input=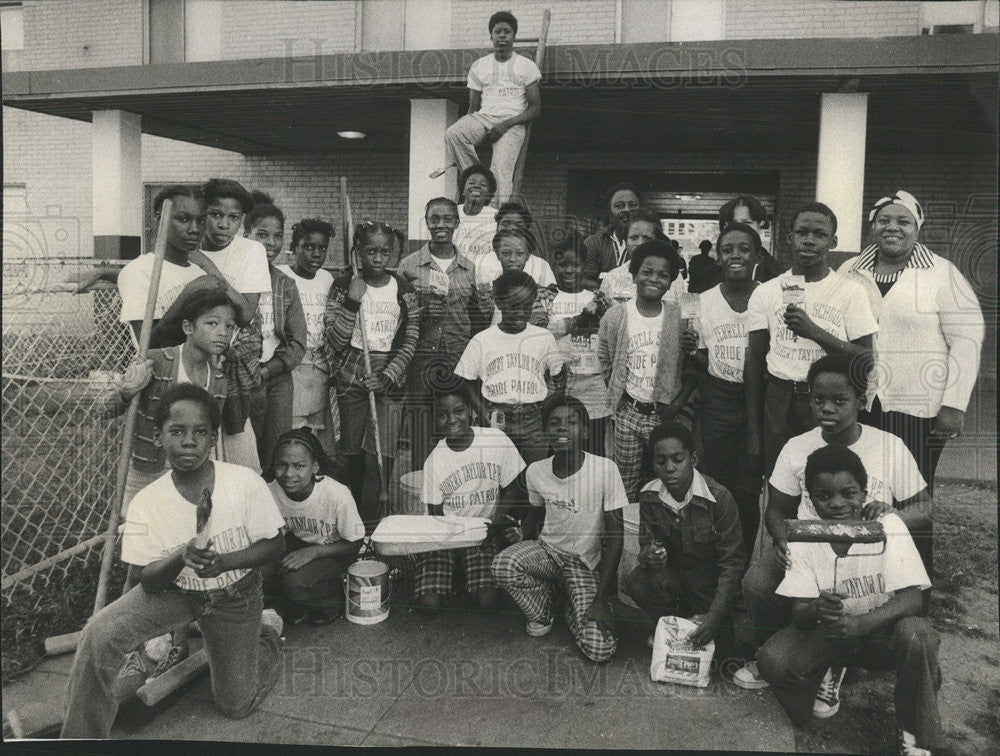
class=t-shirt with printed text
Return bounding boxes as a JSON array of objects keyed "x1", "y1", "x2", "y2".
[
  {"x1": 746, "y1": 270, "x2": 878, "y2": 382},
  {"x1": 468, "y1": 52, "x2": 542, "y2": 119},
  {"x1": 527, "y1": 453, "x2": 629, "y2": 570},
  {"x1": 454, "y1": 324, "x2": 563, "y2": 405},
  {"x1": 624, "y1": 300, "x2": 663, "y2": 403},
  {"x1": 422, "y1": 426, "x2": 526, "y2": 519},
  {"x1": 122, "y1": 461, "x2": 285, "y2": 592},
  {"x1": 278, "y1": 265, "x2": 334, "y2": 350},
  {"x1": 350, "y1": 277, "x2": 401, "y2": 353},
  {"x1": 548, "y1": 289, "x2": 609, "y2": 419},
  {"x1": 696, "y1": 285, "x2": 752, "y2": 383},
  {"x1": 777, "y1": 512, "x2": 930, "y2": 615},
  {"x1": 267, "y1": 476, "x2": 365, "y2": 545},
  {"x1": 770, "y1": 424, "x2": 927, "y2": 520}
]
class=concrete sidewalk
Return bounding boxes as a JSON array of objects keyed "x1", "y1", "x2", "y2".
[{"x1": 3, "y1": 602, "x2": 794, "y2": 749}]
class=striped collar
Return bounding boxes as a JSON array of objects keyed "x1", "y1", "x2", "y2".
[{"x1": 854, "y1": 242, "x2": 935, "y2": 278}]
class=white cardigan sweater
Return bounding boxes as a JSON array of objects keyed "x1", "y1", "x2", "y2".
[{"x1": 845, "y1": 245, "x2": 984, "y2": 418}]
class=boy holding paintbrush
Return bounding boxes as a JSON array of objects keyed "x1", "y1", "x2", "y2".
[
  {"x1": 757, "y1": 445, "x2": 942, "y2": 755},
  {"x1": 61, "y1": 384, "x2": 286, "y2": 739}
]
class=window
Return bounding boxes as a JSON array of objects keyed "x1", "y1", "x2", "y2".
[
  {"x1": 919, "y1": 0, "x2": 996, "y2": 34},
  {"x1": 1, "y1": 2, "x2": 24, "y2": 51},
  {"x1": 147, "y1": 0, "x2": 221, "y2": 64},
  {"x1": 620, "y1": 0, "x2": 724, "y2": 43},
  {"x1": 148, "y1": 0, "x2": 185, "y2": 64}
]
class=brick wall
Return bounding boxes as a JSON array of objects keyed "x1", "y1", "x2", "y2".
[
  {"x1": 23, "y1": 0, "x2": 143, "y2": 70},
  {"x1": 724, "y1": 0, "x2": 921, "y2": 39},
  {"x1": 219, "y1": 1, "x2": 358, "y2": 60},
  {"x1": 450, "y1": 0, "x2": 617, "y2": 48}
]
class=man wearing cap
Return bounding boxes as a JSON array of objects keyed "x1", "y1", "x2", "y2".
[{"x1": 445, "y1": 11, "x2": 542, "y2": 205}]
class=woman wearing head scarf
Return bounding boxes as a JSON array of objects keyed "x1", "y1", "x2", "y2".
[{"x1": 845, "y1": 190, "x2": 985, "y2": 571}]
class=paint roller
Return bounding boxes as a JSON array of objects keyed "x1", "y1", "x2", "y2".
[{"x1": 785, "y1": 519, "x2": 886, "y2": 591}]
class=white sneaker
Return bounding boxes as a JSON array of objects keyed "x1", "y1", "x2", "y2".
[
  {"x1": 897, "y1": 728, "x2": 932, "y2": 755},
  {"x1": 526, "y1": 619, "x2": 553, "y2": 637},
  {"x1": 261, "y1": 608, "x2": 284, "y2": 638},
  {"x1": 733, "y1": 660, "x2": 770, "y2": 690},
  {"x1": 813, "y1": 665, "x2": 847, "y2": 718}
]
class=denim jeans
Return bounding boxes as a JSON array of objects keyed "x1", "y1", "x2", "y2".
[
  {"x1": 61, "y1": 570, "x2": 280, "y2": 738},
  {"x1": 757, "y1": 617, "x2": 943, "y2": 750}
]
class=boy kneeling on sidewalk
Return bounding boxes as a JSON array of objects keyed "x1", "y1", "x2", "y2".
[
  {"x1": 61, "y1": 384, "x2": 286, "y2": 739},
  {"x1": 757, "y1": 445, "x2": 942, "y2": 756},
  {"x1": 627, "y1": 422, "x2": 745, "y2": 669}
]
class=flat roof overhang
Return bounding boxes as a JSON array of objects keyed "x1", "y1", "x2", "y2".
[{"x1": 3, "y1": 34, "x2": 997, "y2": 155}]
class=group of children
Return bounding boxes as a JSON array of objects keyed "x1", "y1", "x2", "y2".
[{"x1": 61, "y1": 176, "x2": 944, "y2": 754}]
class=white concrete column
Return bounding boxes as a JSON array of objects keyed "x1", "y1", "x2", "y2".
[
  {"x1": 816, "y1": 93, "x2": 868, "y2": 252},
  {"x1": 92, "y1": 110, "x2": 142, "y2": 259},
  {"x1": 408, "y1": 98, "x2": 458, "y2": 243}
]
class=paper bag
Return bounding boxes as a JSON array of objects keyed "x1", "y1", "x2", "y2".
[{"x1": 650, "y1": 615, "x2": 715, "y2": 688}]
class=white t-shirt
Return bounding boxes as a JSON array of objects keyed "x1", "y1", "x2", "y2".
[
  {"x1": 600, "y1": 262, "x2": 684, "y2": 306},
  {"x1": 118, "y1": 255, "x2": 206, "y2": 324},
  {"x1": 624, "y1": 300, "x2": 663, "y2": 403},
  {"x1": 267, "y1": 476, "x2": 364, "y2": 545},
  {"x1": 476, "y1": 254, "x2": 556, "y2": 288},
  {"x1": 548, "y1": 289, "x2": 609, "y2": 419},
  {"x1": 455, "y1": 324, "x2": 563, "y2": 405},
  {"x1": 770, "y1": 425, "x2": 927, "y2": 520},
  {"x1": 550, "y1": 289, "x2": 600, "y2": 375},
  {"x1": 453, "y1": 207, "x2": 497, "y2": 264},
  {"x1": 122, "y1": 461, "x2": 285, "y2": 592},
  {"x1": 258, "y1": 289, "x2": 277, "y2": 363},
  {"x1": 278, "y1": 265, "x2": 334, "y2": 351},
  {"x1": 199, "y1": 235, "x2": 271, "y2": 295},
  {"x1": 697, "y1": 285, "x2": 752, "y2": 383},
  {"x1": 746, "y1": 270, "x2": 878, "y2": 382},
  {"x1": 468, "y1": 52, "x2": 541, "y2": 119},
  {"x1": 777, "y1": 512, "x2": 930, "y2": 616},
  {"x1": 350, "y1": 277, "x2": 400, "y2": 353},
  {"x1": 422, "y1": 427, "x2": 526, "y2": 519},
  {"x1": 527, "y1": 453, "x2": 629, "y2": 570}
]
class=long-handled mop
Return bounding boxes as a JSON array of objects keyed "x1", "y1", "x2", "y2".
[{"x1": 340, "y1": 178, "x2": 390, "y2": 524}]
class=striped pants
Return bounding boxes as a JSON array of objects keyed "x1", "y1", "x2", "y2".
[
  {"x1": 492, "y1": 540, "x2": 617, "y2": 663},
  {"x1": 614, "y1": 402, "x2": 660, "y2": 502}
]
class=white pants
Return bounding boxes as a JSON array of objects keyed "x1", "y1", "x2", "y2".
[{"x1": 445, "y1": 111, "x2": 526, "y2": 204}]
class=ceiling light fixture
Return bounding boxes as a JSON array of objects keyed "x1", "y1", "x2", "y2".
[{"x1": 337, "y1": 131, "x2": 367, "y2": 139}]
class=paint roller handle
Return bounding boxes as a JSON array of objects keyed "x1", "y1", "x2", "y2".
[{"x1": 785, "y1": 519, "x2": 886, "y2": 544}]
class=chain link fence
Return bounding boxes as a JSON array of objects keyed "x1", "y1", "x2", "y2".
[{"x1": 2, "y1": 260, "x2": 134, "y2": 636}]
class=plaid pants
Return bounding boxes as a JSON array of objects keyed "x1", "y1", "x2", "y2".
[
  {"x1": 614, "y1": 402, "x2": 660, "y2": 502},
  {"x1": 414, "y1": 542, "x2": 499, "y2": 598},
  {"x1": 492, "y1": 540, "x2": 617, "y2": 662}
]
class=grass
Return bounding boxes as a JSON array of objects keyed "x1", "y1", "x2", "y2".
[{"x1": 2, "y1": 552, "x2": 126, "y2": 684}]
